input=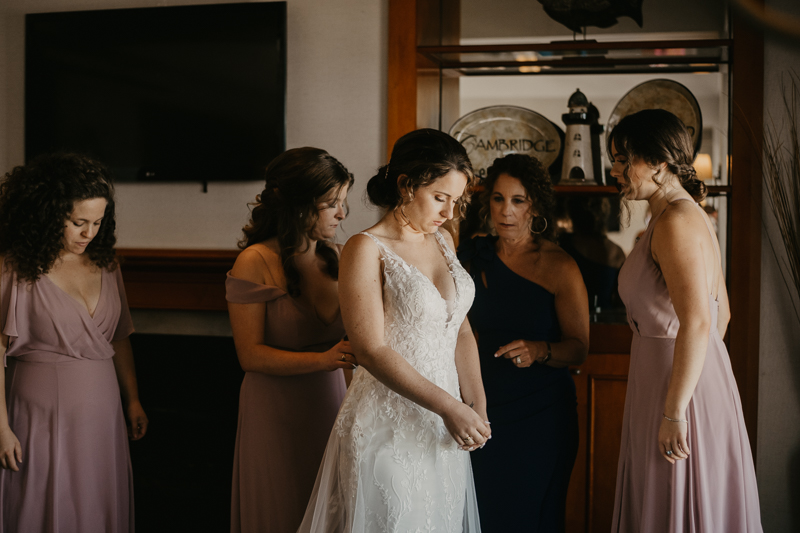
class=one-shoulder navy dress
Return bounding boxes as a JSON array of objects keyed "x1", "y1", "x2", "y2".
[{"x1": 459, "y1": 235, "x2": 579, "y2": 533}]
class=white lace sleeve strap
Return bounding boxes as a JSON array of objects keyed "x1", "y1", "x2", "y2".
[
  {"x1": 433, "y1": 229, "x2": 457, "y2": 260},
  {"x1": 359, "y1": 231, "x2": 387, "y2": 259}
]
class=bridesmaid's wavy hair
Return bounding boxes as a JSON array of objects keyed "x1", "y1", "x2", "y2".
[
  {"x1": 240, "y1": 147, "x2": 354, "y2": 297},
  {"x1": 607, "y1": 109, "x2": 707, "y2": 211},
  {"x1": 0, "y1": 153, "x2": 118, "y2": 282},
  {"x1": 366, "y1": 128, "x2": 475, "y2": 219},
  {"x1": 479, "y1": 154, "x2": 557, "y2": 243}
]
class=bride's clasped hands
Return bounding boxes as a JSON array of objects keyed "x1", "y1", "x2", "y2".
[{"x1": 439, "y1": 396, "x2": 491, "y2": 451}]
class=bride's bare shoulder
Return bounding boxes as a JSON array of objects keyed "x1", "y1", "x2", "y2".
[{"x1": 341, "y1": 233, "x2": 381, "y2": 263}]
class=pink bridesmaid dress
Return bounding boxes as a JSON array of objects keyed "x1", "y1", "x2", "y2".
[
  {"x1": 0, "y1": 262, "x2": 135, "y2": 532},
  {"x1": 612, "y1": 200, "x2": 762, "y2": 532},
  {"x1": 226, "y1": 272, "x2": 346, "y2": 533}
]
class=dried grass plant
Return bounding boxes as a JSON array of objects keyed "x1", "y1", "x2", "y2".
[{"x1": 763, "y1": 71, "x2": 800, "y2": 324}]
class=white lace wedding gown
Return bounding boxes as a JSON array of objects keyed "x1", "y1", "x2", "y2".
[{"x1": 298, "y1": 231, "x2": 481, "y2": 533}]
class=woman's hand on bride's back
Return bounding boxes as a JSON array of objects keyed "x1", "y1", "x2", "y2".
[
  {"x1": 321, "y1": 340, "x2": 357, "y2": 372},
  {"x1": 441, "y1": 400, "x2": 491, "y2": 451}
]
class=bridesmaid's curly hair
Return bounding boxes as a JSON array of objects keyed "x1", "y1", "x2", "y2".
[
  {"x1": 0, "y1": 153, "x2": 118, "y2": 281},
  {"x1": 240, "y1": 147, "x2": 354, "y2": 297},
  {"x1": 479, "y1": 154, "x2": 557, "y2": 243}
]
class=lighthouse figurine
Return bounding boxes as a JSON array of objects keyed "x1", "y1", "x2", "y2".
[{"x1": 561, "y1": 89, "x2": 595, "y2": 185}]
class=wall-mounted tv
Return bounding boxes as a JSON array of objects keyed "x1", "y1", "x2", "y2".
[{"x1": 26, "y1": 2, "x2": 286, "y2": 183}]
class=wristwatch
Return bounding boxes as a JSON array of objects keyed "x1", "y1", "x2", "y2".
[{"x1": 539, "y1": 342, "x2": 552, "y2": 364}]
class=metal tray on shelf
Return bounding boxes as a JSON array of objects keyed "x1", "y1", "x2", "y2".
[
  {"x1": 607, "y1": 79, "x2": 703, "y2": 156},
  {"x1": 449, "y1": 105, "x2": 564, "y2": 179}
]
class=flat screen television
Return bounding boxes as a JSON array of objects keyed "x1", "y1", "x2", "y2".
[{"x1": 25, "y1": 2, "x2": 286, "y2": 183}]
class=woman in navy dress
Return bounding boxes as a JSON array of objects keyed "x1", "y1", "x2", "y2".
[{"x1": 459, "y1": 154, "x2": 589, "y2": 532}]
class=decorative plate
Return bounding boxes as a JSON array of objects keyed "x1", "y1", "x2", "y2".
[
  {"x1": 607, "y1": 79, "x2": 703, "y2": 156},
  {"x1": 449, "y1": 105, "x2": 563, "y2": 180}
]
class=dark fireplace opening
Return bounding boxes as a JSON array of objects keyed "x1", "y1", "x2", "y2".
[{"x1": 128, "y1": 333, "x2": 244, "y2": 532}]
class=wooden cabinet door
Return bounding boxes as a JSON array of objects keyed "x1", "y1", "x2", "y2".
[{"x1": 566, "y1": 324, "x2": 632, "y2": 533}]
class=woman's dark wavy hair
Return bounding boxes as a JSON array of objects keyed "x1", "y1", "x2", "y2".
[
  {"x1": 366, "y1": 128, "x2": 475, "y2": 218},
  {"x1": 607, "y1": 108, "x2": 707, "y2": 205},
  {"x1": 240, "y1": 147, "x2": 354, "y2": 297},
  {"x1": 479, "y1": 153, "x2": 557, "y2": 243},
  {"x1": 0, "y1": 152, "x2": 117, "y2": 281}
]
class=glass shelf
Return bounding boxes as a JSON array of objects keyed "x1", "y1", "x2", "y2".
[
  {"x1": 553, "y1": 185, "x2": 731, "y2": 195},
  {"x1": 471, "y1": 185, "x2": 730, "y2": 196},
  {"x1": 418, "y1": 39, "x2": 731, "y2": 76}
]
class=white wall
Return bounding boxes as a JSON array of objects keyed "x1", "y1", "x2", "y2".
[
  {"x1": 0, "y1": 0, "x2": 386, "y2": 250},
  {"x1": 759, "y1": 1, "x2": 800, "y2": 530}
]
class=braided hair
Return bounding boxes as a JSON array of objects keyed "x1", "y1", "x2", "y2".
[
  {"x1": 607, "y1": 109, "x2": 707, "y2": 202},
  {"x1": 240, "y1": 147, "x2": 354, "y2": 297}
]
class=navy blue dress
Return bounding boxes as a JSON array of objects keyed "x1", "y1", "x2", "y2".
[{"x1": 458, "y1": 235, "x2": 579, "y2": 533}]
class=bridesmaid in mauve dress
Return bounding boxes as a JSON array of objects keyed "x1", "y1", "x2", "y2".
[
  {"x1": 609, "y1": 110, "x2": 762, "y2": 532},
  {"x1": 227, "y1": 147, "x2": 355, "y2": 533},
  {"x1": 0, "y1": 153, "x2": 147, "y2": 533}
]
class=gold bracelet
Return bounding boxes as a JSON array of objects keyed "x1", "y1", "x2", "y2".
[{"x1": 663, "y1": 414, "x2": 688, "y2": 423}]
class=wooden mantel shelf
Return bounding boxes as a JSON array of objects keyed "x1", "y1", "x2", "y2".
[{"x1": 117, "y1": 248, "x2": 240, "y2": 311}]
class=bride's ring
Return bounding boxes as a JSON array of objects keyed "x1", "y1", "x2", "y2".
[
  {"x1": 463, "y1": 436, "x2": 474, "y2": 443},
  {"x1": 340, "y1": 354, "x2": 346, "y2": 361},
  {"x1": 515, "y1": 356, "x2": 522, "y2": 364}
]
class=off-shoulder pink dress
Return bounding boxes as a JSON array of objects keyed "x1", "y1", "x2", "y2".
[
  {"x1": 612, "y1": 201, "x2": 762, "y2": 532},
  {"x1": 0, "y1": 262, "x2": 135, "y2": 533},
  {"x1": 226, "y1": 272, "x2": 346, "y2": 533}
]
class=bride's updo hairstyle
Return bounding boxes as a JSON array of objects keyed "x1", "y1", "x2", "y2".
[
  {"x1": 366, "y1": 128, "x2": 474, "y2": 216},
  {"x1": 240, "y1": 147, "x2": 354, "y2": 297},
  {"x1": 607, "y1": 108, "x2": 707, "y2": 202}
]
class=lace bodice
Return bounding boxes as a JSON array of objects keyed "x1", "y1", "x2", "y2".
[
  {"x1": 360, "y1": 230, "x2": 474, "y2": 391},
  {"x1": 299, "y1": 230, "x2": 481, "y2": 532}
]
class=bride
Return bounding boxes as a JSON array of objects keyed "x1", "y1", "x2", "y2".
[{"x1": 298, "y1": 129, "x2": 490, "y2": 532}]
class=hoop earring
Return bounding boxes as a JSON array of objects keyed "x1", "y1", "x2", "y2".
[{"x1": 529, "y1": 215, "x2": 547, "y2": 235}]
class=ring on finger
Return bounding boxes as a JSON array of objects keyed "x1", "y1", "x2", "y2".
[
  {"x1": 340, "y1": 354, "x2": 346, "y2": 361},
  {"x1": 515, "y1": 356, "x2": 522, "y2": 364},
  {"x1": 666, "y1": 450, "x2": 673, "y2": 456}
]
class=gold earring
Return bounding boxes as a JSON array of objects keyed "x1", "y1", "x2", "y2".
[{"x1": 529, "y1": 215, "x2": 548, "y2": 235}]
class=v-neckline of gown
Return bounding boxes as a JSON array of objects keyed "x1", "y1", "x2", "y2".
[
  {"x1": 364, "y1": 231, "x2": 459, "y2": 321},
  {"x1": 43, "y1": 269, "x2": 105, "y2": 320}
]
